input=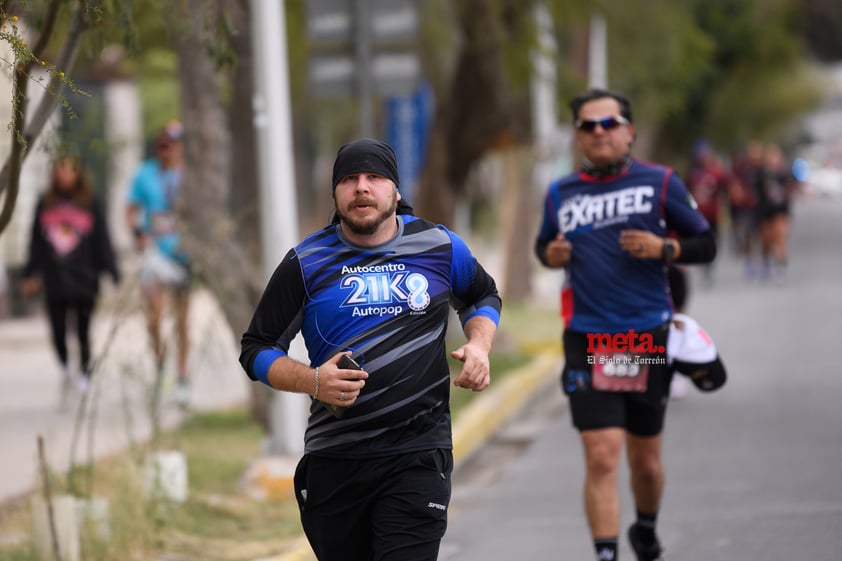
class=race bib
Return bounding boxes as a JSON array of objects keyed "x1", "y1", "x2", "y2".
[
  {"x1": 151, "y1": 212, "x2": 177, "y2": 236},
  {"x1": 591, "y1": 352, "x2": 649, "y2": 393}
]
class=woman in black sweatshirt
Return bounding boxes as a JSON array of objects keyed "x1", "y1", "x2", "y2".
[{"x1": 22, "y1": 156, "x2": 120, "y2": 395}]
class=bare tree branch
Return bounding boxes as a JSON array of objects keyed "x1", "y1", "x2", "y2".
[
  {"x1": 0, "y1": 62, "x2": 28, "y2": 236},
  {"x1": 0, "y1": 1, "x2": 89, "y2": 235}
]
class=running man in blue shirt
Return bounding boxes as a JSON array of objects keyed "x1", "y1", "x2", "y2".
[
  {"x1": 535, "y1": 89, "x2": 716, "y2": 561},
  {"x1": 127, "y1": 121, "x2": 192, "y2": 408},
  {"x1": 240, "y1": 138, "x2": 501, "y2": 561}
]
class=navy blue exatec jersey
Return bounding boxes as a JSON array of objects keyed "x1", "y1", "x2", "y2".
[
  {"x1": 240, "y1": 215, "x2": 501, "y2": 458},
  {"x1": 536, "y1": 159, "x2": 709, "y2": 334}
]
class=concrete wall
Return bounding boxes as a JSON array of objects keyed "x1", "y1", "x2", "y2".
[{"x1": 104, "y1": 80, "x2": 143, "y2": 253}]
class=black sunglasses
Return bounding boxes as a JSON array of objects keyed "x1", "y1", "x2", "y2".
[{"x1": 575, "y1": 115, "x2": 629, "y2": 133}]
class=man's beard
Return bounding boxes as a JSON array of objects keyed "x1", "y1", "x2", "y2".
[{"x1": 336, "y1": 194, "x2": 398, "y2": 236}]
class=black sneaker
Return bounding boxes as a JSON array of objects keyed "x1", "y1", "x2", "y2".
[{"x1": 628, "y1": 522, "x2": 664, "y2": 561}]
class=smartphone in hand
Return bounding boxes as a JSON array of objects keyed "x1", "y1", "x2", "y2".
[
  {"x1": 337, "y1": 354, "x2": 361, "y2": 371},
  {"x1": 326, "y1": 354, "x2": 362, "y2": 418}
]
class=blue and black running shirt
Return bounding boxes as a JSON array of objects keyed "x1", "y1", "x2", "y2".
[
  {"x1": 240, "y1": 215, "x2": 501, "y2": 458},
  {"x1": 536, "y1": 159, "x2": 709, "y2": 334}
]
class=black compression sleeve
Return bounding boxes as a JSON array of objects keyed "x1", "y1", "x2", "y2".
[
  {"x1": 239, "y1": 249, "x2": 306, "y2": 379},
  {"x1": 677, "y1": 229, "x2": 717, "y2": 264},
  {"x1": 534, "y1": 238, "x2": 551, "y2": 267}
]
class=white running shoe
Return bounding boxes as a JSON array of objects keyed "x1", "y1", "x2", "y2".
[
  {"x1": 175, "y1": 379, "x2": 191, "y2": 409},
  {"x1": 59, "y1": 370, "x2": 74, "y2": 411},
  {"x1": 77, "y1": 375, "x2": 90, "y2": 396}
]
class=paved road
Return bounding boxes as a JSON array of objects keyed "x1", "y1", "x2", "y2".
[
  {"x1": 0, "y1": 288, "x2": 248, "y2": 502},
  {"x1": 441, "y1": 194, "x2": 842, "y2": 561}
]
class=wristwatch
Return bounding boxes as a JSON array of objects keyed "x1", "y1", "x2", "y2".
[{"x1": 662, "y1": 238, "x2": 677, "y2": 263}]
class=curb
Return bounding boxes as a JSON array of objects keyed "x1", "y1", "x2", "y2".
[
  {"x1": 451, "y1": 351, "x2": 561, "y2": 466},
  {"x1": 261, "y1": 350, "x2": 563, "y2": 561}
]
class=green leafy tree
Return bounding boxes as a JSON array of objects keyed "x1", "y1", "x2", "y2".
[{"x1": 659, "y1": 0, "x2": 823, "y2": 160}]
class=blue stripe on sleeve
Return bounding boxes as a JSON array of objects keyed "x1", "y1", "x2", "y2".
[
  {"x1": 463, "y1": 305, "x2": 501, "y2": 327},
  {"x1": 254, "y1": 349, "x2": 286, "y2": 386}
]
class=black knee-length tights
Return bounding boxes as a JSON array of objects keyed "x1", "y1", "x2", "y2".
[{"x1": 46, "y1": 297, "x2": 95, "y2": 377}]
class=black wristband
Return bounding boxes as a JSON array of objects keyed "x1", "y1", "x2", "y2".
[
  {"x1": 133, "y1": 227, "x2": 144, "y2": 240},
  {"x1": 675, "y1": 229, "x2": 716, "y2": 264}
]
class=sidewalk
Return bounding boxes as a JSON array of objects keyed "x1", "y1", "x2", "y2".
[{"x1": 0, "y1": 287, "x2": 249, "y2": 503}]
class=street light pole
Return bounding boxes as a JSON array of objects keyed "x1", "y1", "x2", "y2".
[
  {"x1": 355, "y1": 0, "x2": 374, "y2": 137},
  {"x1": 588, "y1": 13, "x2": 607, "y2": 88},
  {"x1": 250, "y1": 0, "x2": 307, "y2": 456}
]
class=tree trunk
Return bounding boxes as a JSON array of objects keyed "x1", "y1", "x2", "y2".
[
  {"x1": 224, "y1": 0, "x2": 272, "y2": 430},
  {"x1": 499, "y1": 147, "x2": 537, "y2": 303},
  {"x1": 226, "y1": 0, "x2": 262, "y2": 264},
  {"x1": 413, "y1": 0, "x2": 533, "y2": 228},
  {"x1": 414, "y1": 108, "x2": 456, "y2": 226},
  {"x1": 170, "y1": 0, "x2": 268, "y2": 428}
]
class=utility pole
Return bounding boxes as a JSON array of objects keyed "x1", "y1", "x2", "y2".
[
  {"x1": 355, "y1": 0, "x2": 374, "y2": 137},
  {"x1": 250, "y1": 0, "x2": 307, "y2": 456},
  {"x1": 588, "y1": 13, "x2": 607, "y2": 88}
]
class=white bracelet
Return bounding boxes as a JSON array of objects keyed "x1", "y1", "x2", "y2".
[{"x1": 312, "y1": 367, "x2": 319, "y2": 399}]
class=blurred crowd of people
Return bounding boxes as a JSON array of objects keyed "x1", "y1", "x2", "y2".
[{"x1": 684, "y1": 138, "x2": 802, "y2": 285}]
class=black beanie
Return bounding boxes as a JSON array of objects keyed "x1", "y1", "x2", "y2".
[{"x1": 332, "y1": 138, "x2": 400, "y2": 191}]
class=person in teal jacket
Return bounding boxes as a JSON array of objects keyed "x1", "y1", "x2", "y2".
[{"x1": 126, "y1": 120, "x2": 192, "y2": 408}]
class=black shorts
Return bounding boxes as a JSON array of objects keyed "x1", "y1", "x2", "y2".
[
  {"x1": 561, "y1": 324, "x2": 672, "y2": 437},
  {"x1": 294, "y1": 448, "x2": 453, "y2": 561}
]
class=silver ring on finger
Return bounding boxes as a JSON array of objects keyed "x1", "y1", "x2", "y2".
[{"x1": 340, "y1": 390, "x2": 345, "y2": 401}]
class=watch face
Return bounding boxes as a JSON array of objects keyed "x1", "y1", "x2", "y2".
[{"x1": 663, "y1": 240, "x2": 675, "y2": 260}]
